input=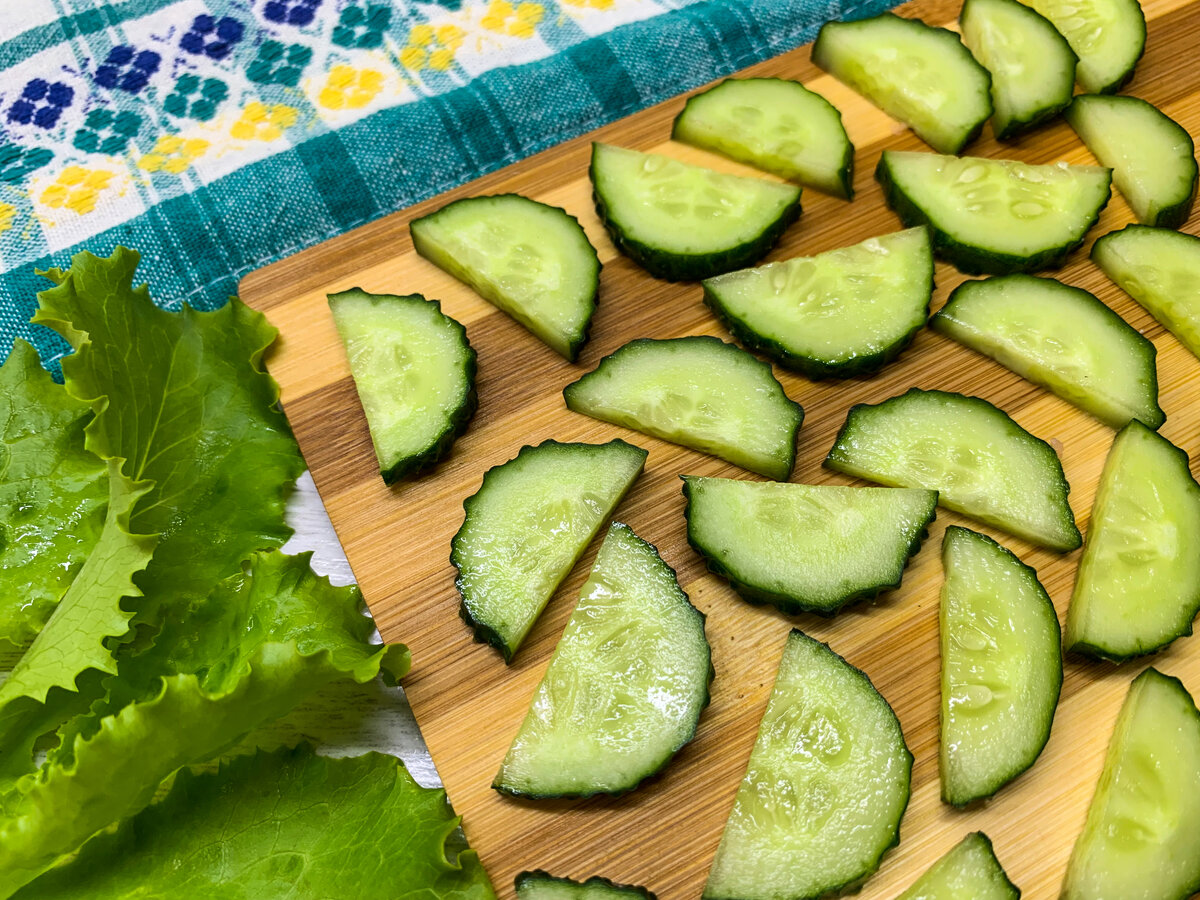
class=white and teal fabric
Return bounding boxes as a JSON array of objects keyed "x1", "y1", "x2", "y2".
[{"x1": 0, "y1": 0, "x2": 895, "y2": 373}]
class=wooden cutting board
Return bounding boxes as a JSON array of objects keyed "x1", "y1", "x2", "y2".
[{"x1": 239, "y1": 0, "x2": 1200, "y2": 893}]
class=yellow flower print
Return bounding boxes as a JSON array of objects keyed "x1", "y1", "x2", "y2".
[
  {"x1": 319, "y1": 66, "x2": 385, "y2": 109},
  {"x1": 138, "y1": 136, "x2": 210, "y2": 174},
  {"x1": 560, "y1": 0, "x2": 614, "y2": 8},
  {"x1": 401, "y1": 23, "x2": 464, "y2": 71},
  {"x1": 230, "y1": 103, "x2": 298, "y2": 141},
  {"x1": 41, "y1": 167, "x2": 114, "y2": 215},
  {"x1": 481, "y1": 1, "x2": 544, "y2": 37},
  {"x1": 0, "y1": 203, "x2": 14, "y2": 233}
]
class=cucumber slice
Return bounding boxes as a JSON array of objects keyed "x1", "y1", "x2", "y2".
[
  {"x1": 703, "y1": 630, "x2": 912, "y2": 900},
  {"x1": 1062, "y1": 668, "x2": 1200, "y2": 900},
  {"x1": 940, "y1": 527, "x2": 1062, "y2": 806},
  {"x1": 1067, "y1": 96, "x2": 1198, "y2": 229},
  {"x1": 1093, "y1": 225, "x2": 1200, "y2": 361},
  {"x1": 452, "y1": 439, "x2": 647, "y2": 662},
  {"x1": 702, "y1": 227, "x2": 933, "y2": 379},
  {"x1": 671, "y1": 78, "x2": 854, "y2": 199},
  {"x1": 494, "y1": 523, "x2": 711, "y2": 798},
  {"x1": 898, "y1": 832, "x2": 1020, "y2": 899},
  {"x1": 589, "y1": 143, "x2": 802, "y2": 281},
  {"x1": 563, "y1": 337, "x2": 802, "y2": 480},
  {"x1": 1023, "y1": 0, "x2": 1146, "y2": 94},
  {"x1": 410, "y1": 195, "x2": 600, "y2": 361},
  {"x1": 959, "y1": 0, "x2": 1076, "y2": 140},
  {"x1": 931, "y1": 275, "x2": 1163, "y2": 430},
  {"x1": 328, "y1": 289, "x2": 476, "y2": 483},
  {"x1": 516, "y1": 872, "x2": 656, "y2": 900},
  {"x1": 811, "y1": 13, "x2": 992, "y2": 155},
  {"x1": 681, "y1": 476, "x2": 937, "y2": 615},
  {"x1": 877, "y1": 150, "x2": 1112, "y2": 275},
  {"x1": 1065, "y1": 421, "x2": 1200, "y2": 660},
  {"x1": 825, "y1": 388, "x2": 1080, "y2": 551}
]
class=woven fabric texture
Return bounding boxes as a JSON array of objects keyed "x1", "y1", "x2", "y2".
[{"x1": 0, "y1": 0, "x2": 896, "y2": 373}]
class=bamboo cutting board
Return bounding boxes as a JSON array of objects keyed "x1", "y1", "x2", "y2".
[{"x1": 239, "y1": 0, "x2": 1200, "y2": 893}]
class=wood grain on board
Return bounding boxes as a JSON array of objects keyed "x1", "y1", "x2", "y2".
[{"x1": 239, "y1": 0, "x2": 1200, "y2": 894}]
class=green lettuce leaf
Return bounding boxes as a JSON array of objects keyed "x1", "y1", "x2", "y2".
[
  {"x1": 0, "y1": 464, "x2": 154, "y2": 793},
  {"x1": 0, "y1": 552, "x2": 408, "y2": 897},
  {"x1": 14, "y1": 745, "x2": 494, "y2": 900},
  {"x1": 0, "y1": 339, "x2": 107, "y2": 647},
  {"x1": 32, "y1": 247, "x2": 305, "y2": 624}
]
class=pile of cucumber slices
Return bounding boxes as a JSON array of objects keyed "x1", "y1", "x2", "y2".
[{"x1": 324, "y1": 0, "x2": 1200, "y2": 893}]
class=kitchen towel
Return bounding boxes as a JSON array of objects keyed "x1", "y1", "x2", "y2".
[{"x1": 0, "y1": 0, "x2": 896, "y2": 373}]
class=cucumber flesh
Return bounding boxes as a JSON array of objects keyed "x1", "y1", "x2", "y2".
[
  {"x1": 898, "y1": 832, "x2": 1020, "y2": 899},
  {"x1": 1023, "y1": 0, "x2": 1146, "y2": 94},
  {"x1": 682, "y1": 476, "x2": 937, "y2": 615},
  {"x1": 940, "y1": 526, "x2": 1062, "y2": 805},
  {"x1": 672, "y1": 77, "x2": 854, "y2": 199},
  {"x1": 702, "y1": 227, "x2": 933, "y2": 379},
  {"x1": 328, "y1": 290, "x2": 476, "y2": 483},
  {"x1": 825, "y1": 388, "x2": 1080, "y2": 551},
  {"x1": 1062, "y1": 668, "x2": 1200, "y2": 900},
  {"x1": 703, "y1": 630, "x2": 911, "y2": 900},
  {"x1": 1093, "y1": 225, "x2": 1200, "y2": 361},
  {"x1": 590, "y1": 143, "x2": 802, "y2": 281},
  {"x1": 959, "y1": 0, "x2": 1076, "y2": 140},
  {"x1": 1066, "y1": 96, "x2": 1198, "y2": 228},
  {"x1": 452, "y1": 440, "x2": 647, "y2": 662},
  {"x1": 1065, "y1": 422, "x2": 1200, "y2": 660},
  {"x1": 564, "y1": 336, "x2": 802, "y2": 480},
  {"x1": 811, "y1": 13, "x2": 992, "y2": 155},
  {"x1": 877, "y1": 150, "x2": 1112, "y2": 275},
  {"x1": 410, "y1": 194, "x2": 600, "y2": 361},
  {"x1": 516, "y1": 872, "x2": 656, "y2": 900},
  {"x1": 931, "y1": 274, "x2": 1163, "y2": 429},
  {"x1": 494, "y1": 523, "x2": 711, "y2": 798}
]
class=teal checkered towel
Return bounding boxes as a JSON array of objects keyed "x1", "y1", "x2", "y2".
[{"x1": 0, "y1": 0, "x2": 894, "y2": 374}]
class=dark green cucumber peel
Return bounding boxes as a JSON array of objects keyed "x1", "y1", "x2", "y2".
[
  {"x1": 671, "y1": 77, "x2": 855, "y2": 200},
  {"x1": 875, "y1": 152, "x2": 1112, "y2": 275},
  {"x1": 452, "y1": 439, "x2": 647, "y2": 663},
  {"x1": 940, "y1": 526, "x2": 1062, "y2": 807},
  {"x1": 681, "y1": 477, "x2": 938, "y2": 616},
  {"x1": 515, "y1": 872, "x2": 657, "y2": 900},
  {"x1": 328, "y1": 289, "x2": 477, "y2": 483},
  {"x1": 493, "y1": 523, "x2": 713, "y2": 799},
  {"x1": 589, "y1": 145, "x2": 802, "y2": 282},
  {"x1": 410, "y1": 194, "x2": 601, "y2": 362},
  {"x1": 702, "y1": 227, "x2": 933, "y2": 379}
]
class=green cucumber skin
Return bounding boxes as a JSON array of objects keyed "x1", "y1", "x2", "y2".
[
  {"x1": 670, "y1": 77, "x2": 855, "y2": 200},
  {"x1": 331, "y1": 289, "x2": 478, "y2": 484},
  {"x1": 494, "y1": 525, "x2": 714, "y2": 800},
  {"x1": 702, "y1": 237, "x2": 933, "y2": 379},
  {"x1": 563, "y1": 335, "x2": 803, "y2": 481},
  {"x1": 681, "y1": 477, "x2": 938, "y2": 616},
  {"x1": 411, "y1": 194, "x2": 600, "y2": 362},
  {"x1": 1067, "y1": 97, "x2": 1198, "y2": 229},
  {"x1": 824, "y1": 388, "x2": 1081, "y2": 551},
  {"x1": 875, "y1": 158, "x2": 1112, "y2": 275},
  {"x1": 959, "y1": 0, "x2": 1077, "y2": 140},
  {"x1": 451, "y1": 439, "x2": 647, "y2": 664},
  {"x1": 515, "y1": 871, "x2": 658, "y2": 900},
  {"x1": 940, "y1": 526, "x2": 1062, "y2": 807},
  {"x1": 590, "y1": 147, "x2": 803, "y2": 282}
]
